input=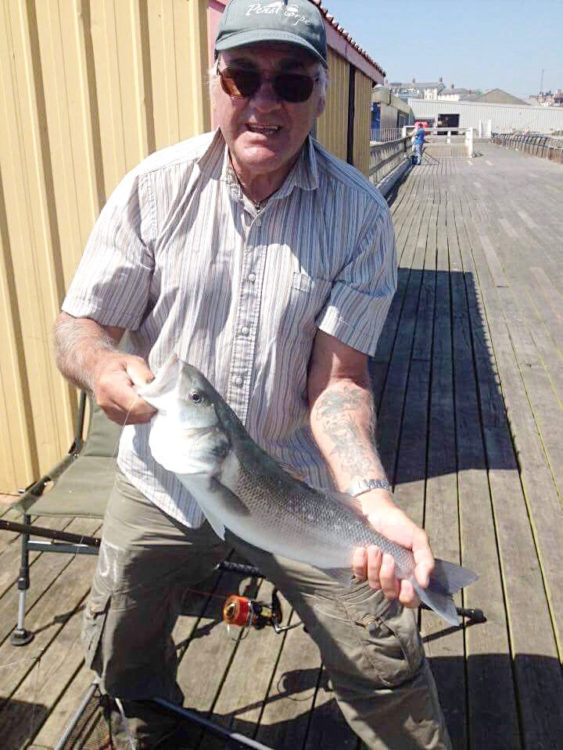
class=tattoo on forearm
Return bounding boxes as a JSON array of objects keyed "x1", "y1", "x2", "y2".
[{"x1": 313, "y1": 386, "x2": 380, "y2": 476}]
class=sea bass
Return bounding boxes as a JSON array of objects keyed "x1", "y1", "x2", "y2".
[{"x1": 139, "y1": 355, "x2": 478, "y2": 626}]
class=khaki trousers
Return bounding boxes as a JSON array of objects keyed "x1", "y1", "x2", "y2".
[{"x1": 83, "y1": 471, "x2": 451, "y2": 749}]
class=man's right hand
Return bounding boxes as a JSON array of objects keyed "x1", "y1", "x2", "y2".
[
  {"x1": 53, "y1": 313, "x2": 157, "y2": 426},
  {"x1": 92, "y1": 350, "x2": 156, "y2": 425}
]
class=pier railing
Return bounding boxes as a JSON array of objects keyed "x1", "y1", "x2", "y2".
[
  {"x1": 492, "y1": 133, "x2": 563, "y2": 163},
  {"x1": 369, "y1": 136, "x2": 411, "y2": 186}
]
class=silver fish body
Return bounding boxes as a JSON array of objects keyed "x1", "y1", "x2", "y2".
[{"x1": 140, "y1": 355, "x2": 478, "y2": 626}]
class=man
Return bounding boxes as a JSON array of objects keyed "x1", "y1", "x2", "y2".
[
  {"x1": 54, "y1": 0, "x2": 450, "y2": 747},
  {"x1": 412, "y1": 123, "x2": 426, "y2": 164}
]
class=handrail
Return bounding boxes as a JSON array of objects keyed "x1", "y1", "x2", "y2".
[
  {"x1": 369, "y1": 136, "x2": 411, "y2": 185},
  {"x1": 492, "y1": 133, "x2": 563, "y2": 163}
]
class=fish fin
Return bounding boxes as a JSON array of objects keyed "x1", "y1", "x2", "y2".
[
  {"x1": 431, "y1": 558, "x2": 478, "y2": 595},
  {"x1": 200, "y1": 507, "x2": 226, "y2": 541},
  {"x1": 412, "y1": 559, "x2": 478, "y2": 627},
  {"x1": 414, "y1": 581, "x2": 460, "y2": 627},
  {"x1": 173, "y1": 475, "x2": 248, "y2": 539},
  {"x1": 322, "y1": 567, "x2": 356, "y2": 587},
  {"x1": 208, "y1": 477, "x2": 251, "y2": 517}
]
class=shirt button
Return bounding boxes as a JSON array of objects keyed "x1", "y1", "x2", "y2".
[
  {"x1": 248, "y1": 273, "x2": 256, "y2": 283},
  {"x1": 234, "y1": 376, "x2": 243, "y2": 387},
  {"x1": 241, "y1": 326, "x2": 250, "y2": 336},
  {"x1": 255, "y1": 218, "x2": 262, "y2": 227}
]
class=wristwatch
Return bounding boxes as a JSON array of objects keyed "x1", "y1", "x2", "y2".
[{"x1": 346, "y1": 478, "x2": 392, "y2": 497}]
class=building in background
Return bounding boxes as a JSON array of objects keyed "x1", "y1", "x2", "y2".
[
  {"x1": 371, "y1": 86, "x2": 413, "y2": 140},
  {"x1": 465, "y1": 88, "x2": 529, "y2": 106},
  {"x1": 0, "y1": 0, "x2": 385, "y2": 489},
  {"x1": 389, "y1": 78, "x2": 445, "y2": 101},
  {"x1": 529, "y1": 90, "x2": 563, "y2": 107},
  {"x1": 409, "y1": 97, "x2": 563, "y2": 134}
]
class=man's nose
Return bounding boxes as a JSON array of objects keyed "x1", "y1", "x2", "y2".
[{"x1": 252, "y1": 78, "x2": 282, "y2": 109}]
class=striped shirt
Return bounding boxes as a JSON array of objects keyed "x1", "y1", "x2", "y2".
[{"x1": 62, "y1": 129, "x2": 397, "y2": 528}]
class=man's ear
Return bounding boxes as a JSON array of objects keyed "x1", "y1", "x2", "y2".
[{"x1": 316, "y1": 95, "x2": 326, "y2": 118}]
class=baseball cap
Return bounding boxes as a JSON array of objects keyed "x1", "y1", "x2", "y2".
[{"x1": 215, "y1": 0, "x2": 328, "y2": 68}]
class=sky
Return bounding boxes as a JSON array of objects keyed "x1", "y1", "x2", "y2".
[{"x1": 323, "y1": 0, "x2": 563, "y2": 99}]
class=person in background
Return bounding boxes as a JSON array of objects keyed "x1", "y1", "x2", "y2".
[
  {"x1": 54, "y1": 0, "x2": 451, "y2": 747},
  {"x1": 413, "y1": 122, "x2": 426, "y2": 164}
]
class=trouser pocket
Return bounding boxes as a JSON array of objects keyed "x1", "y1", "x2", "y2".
[{"x1": 338, "y1": 582, "x2": 424, "y2": 689}]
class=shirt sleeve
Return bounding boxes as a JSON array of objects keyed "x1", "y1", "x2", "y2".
[
  {"x1": 62, "y1": 168, "x2": 155, "y2": 330},
  {"x1": 317, "y1": 200, "x2": 397, "y2": 356}
]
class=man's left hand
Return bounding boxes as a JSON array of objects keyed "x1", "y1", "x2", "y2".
[{"x1": 352, "y1": 491, "x2": 434, "y2": 608}]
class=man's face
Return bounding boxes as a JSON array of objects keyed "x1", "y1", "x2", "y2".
[{"x1": 213, "y1": 43, "x2": 326, "y2": 186}]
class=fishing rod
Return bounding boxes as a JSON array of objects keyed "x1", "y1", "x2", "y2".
[
  {"x1": 0, "y1": 522, "x2": 485, "y2": 625},
  {"x1": 0, "y1": 518, "x2": 100, "y2": 548}
]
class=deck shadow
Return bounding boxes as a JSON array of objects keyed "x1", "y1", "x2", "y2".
[
  {"x1": 0, "y1": 698, "x2": 49, "y2": 748},
  {"x1": 190, "y1": 653, "x2": 563, "y2": 750},
  {"x1": 371, "y1": 268, "x2": 516, "y2": 483}
]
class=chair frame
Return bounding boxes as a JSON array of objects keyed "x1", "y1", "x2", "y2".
[{"x1": 9, "y1": 391, "x2": 102, "y2": 646}]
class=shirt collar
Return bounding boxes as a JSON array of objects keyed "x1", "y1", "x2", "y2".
[{"x1": 198, "y1": 129, "x2": 319, "y2": 204}]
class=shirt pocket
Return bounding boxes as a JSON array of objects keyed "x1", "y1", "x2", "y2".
[{"x1": 279, "y1": 272, "x2": 332, "y2": 340}]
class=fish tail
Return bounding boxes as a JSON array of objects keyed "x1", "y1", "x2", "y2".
[
  {"x1": 413, "y1": 558, "x2": 478, "y2": 627},
  {"x1": 413, "y1": 581, "x2": 459, "y2": 626}
]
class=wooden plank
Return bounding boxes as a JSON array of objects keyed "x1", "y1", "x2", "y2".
[
  {"x1": 459, "y1": 185, "x2": 563, "y2": 748},
  {"x1": 422, "y1": 195, "x2": 467, "y2": 749},
  {"x1": 449, "y1": 193, "x2": 521, "y2": 749},
  {"x1": 255, "y1": 611, "x2": 321, "y2": 749},
  {"x1": 0, "y1": 520, "x2": 99, "y2": 747},
  {"x1": 370, "y1": 166, "x2": 432, "y2": 409}
]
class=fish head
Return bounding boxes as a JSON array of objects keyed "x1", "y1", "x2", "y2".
[{"x1": 140, "y1": 356, "x2": 231, "y2": 476}]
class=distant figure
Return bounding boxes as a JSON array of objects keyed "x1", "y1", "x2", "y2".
[{"x1": 412, "y1": 123, "x2": 426, "y2": 164}]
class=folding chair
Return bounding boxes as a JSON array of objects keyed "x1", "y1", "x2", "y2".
[
  {"x1": 5, "y1": 392, "x2": 121, "y2": 646},
  {"x1": 2, "y1": 391, "x2": 278, "y2": 748}
]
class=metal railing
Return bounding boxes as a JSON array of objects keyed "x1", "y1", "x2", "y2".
[
  {"x1": 403, "y1": 126, "x2": 475, "y2": 157},
  {"x1": 369, "y1": 137, "x2": 411, "y2": 186},
  {"x1": 370, "y1": 127, "x2": 404, "y2": 143},
  {"x1": 492, "y1": 133, "x2": 563, "y2": 163}
]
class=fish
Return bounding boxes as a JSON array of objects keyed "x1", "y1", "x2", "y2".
[{"x1": 139, "y1": 355, "x2": 478, "y2": 626}]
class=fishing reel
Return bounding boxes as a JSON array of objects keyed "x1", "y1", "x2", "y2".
[{"x1": 222, "y1": 589, "x2": 301, "y2": 636}]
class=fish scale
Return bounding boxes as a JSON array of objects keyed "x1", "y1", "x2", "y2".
[{"x1": 232, "y1": 462, "x2": 415, "y2": 576}]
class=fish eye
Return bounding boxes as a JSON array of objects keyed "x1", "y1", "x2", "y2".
[{"x1": 190, "y1": 391, "x2": 203, "y2": 403}]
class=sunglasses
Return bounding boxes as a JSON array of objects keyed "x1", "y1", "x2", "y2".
[{"x1": 218, "y1": 66, "x2": 318, "y2": 103}]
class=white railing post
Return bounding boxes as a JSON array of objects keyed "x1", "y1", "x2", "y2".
[
  {"x1": 401, "y1": 126, "x2": 407, "y2": 138},
  {"x1": 465, "y1": 128, "x2": 474, "y2": 157},
  {"x1": 447, "y1": 130, "x2": 451, "y2": 144}
]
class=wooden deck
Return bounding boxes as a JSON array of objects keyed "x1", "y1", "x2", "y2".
[{"x1": 1, "y1": 142, "x2": 562, "y2": 749}]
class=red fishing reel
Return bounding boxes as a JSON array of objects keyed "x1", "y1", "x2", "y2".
[{"x1": 222, "y1": 589, "x2": 301, "y2": 635}]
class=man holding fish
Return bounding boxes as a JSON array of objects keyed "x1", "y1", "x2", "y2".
[{"x1": 54, "y1": 0, "x2": 456, "y2": 746}]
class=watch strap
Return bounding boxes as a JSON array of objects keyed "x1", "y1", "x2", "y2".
[{"x1": 346, "y1": 478, "x2": 392, "y2": 497}]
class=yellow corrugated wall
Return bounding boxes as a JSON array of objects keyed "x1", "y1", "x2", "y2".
[
  {"x1": 0, "y1": 0, "x2": 210, "y2": 490},
  {"x1": 316, "y1": 51, "x2": 373, "y2": 176},
  {"x1": 0, "y1": 2, "x2": 376, "y2": 491},
  {"x1": 316, "y1": 48, "x2": 349, "y2": 162},
  {"x1": 353, "y1": 70, "x2": 373, "y2": 177}
]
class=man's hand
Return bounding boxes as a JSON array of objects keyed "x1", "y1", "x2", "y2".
[
  {"x1": 92, "y1": 350, "x2": 156, "y2": 425},
  {"x1": 352, "y1": 490, "x2": 434, "y2": 608},
  {"x1": 53, "y1": 313, "x2": 156, "y2": 425}
]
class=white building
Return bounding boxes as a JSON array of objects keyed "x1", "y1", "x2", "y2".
[{"x1": 408, "y1": 97, "x2": 563, "y2": 134}]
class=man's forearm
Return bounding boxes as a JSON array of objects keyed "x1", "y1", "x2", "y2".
[
  {"x1": 53, "y1": 313, "x2": 121, "y2": 391},
  {"x1": 310, "y1": 379, "x2": 388, "y2": 495}
]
